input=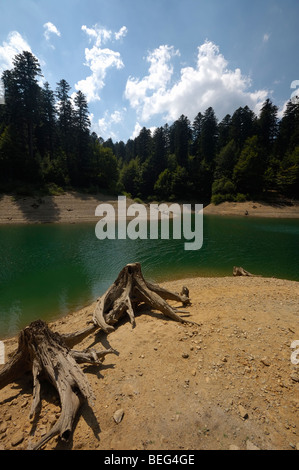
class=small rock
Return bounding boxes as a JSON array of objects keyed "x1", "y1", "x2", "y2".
[
  {"x1": 246, "y1": 440, "x2": 260, "y2": 450},
  {"x1": 182, "y1": 352, "x2": 189, "y2": 359},
  {"x1": 238, "y1": 405, "x2": 249, "y2": 420},
  {"x1": 260, "y1": 357, "x2": 270, "y2": 367},
  {"x1": 113, "y1": 409, "x2": 124, "y2": 424},
  {"x1": 11, "y1": 431, "x2": 24, "y2": 447},
  {"x1": 0, "y1": 423, "x2": 7, "y2": 434},
  {"x1": 291, "y1": 372, "x2": 299, "y2": 383}
]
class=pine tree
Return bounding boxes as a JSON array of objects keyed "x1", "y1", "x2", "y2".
[
  {"x1": 257, "y1": 99, "x2": 278, "y2": 153},
  {"x1": 73, "y1": 90, "x2": 91, "y2": 184},
  {"x1": 200, "y1": 107, "x2": 218, "y2": 165},
  {"x1": 192, "y1": 112, "x2": 203, "y2": 157},
  {"x1": 135, "y1": 127, "x2": 152, "y2": 163},
  {"x1": 38, "y1": 82, "x2": 57, "y2": 160},
  {"x1": 1, "y1": 51, "x2": 43, "y2": 181},
  {"x1": 229, "y1": 106, "x2": 256, "y2": 151},
  {"x1": 233, "y1": 135, "x2": 265, "y2": 196},
  {"x1": 56, "y1": 79, "x2": 75, "y2": 179},
  {"x1": 169, "y1": 115, "x2": 192, "y2": 167}
]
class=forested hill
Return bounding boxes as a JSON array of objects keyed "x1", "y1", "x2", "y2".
[{"x1": 1, "y1": 51, "x2": 299, "y2": 202}]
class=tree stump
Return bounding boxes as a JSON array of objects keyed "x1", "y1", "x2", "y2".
[
  {"x1": 233, "y1": 266, "x2": 255, "y2": 277},
  {"x1": 0, "y1": 263, "x2": 193, "y2": 449},
  {"x1": 93, "y1": 262, "x2": 191, "y2": 333},
  {"x1": 0, "y1": 320, "x2": 115, "y2": 450}
]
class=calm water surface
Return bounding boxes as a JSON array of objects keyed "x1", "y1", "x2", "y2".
[{"x1": 0, "y1": 215, "x2": 298, "y2": 338}]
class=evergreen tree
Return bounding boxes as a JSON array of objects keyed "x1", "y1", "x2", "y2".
[
  {"x1": 217, "y1": 114, "x2": 232, "y2": 151},
  {"x1": 73, "y1": 90, "x2": 91, "y2": 185},
  {"x1": 151, "y1": 126, "x2": 168, "y2": 178},
  {"x1": 120, "y1": 157, "x2": 142, "y2": 197},
  {"x1": 1, "y1": 52, "x2": 44, "y2": 182},
  {"x1": 233, "y1": 135, "x2": 265, "y2": 196},
  {"x1": 200, "y1": 107, "x2": 218, "y2": 165},
  {"x1": 276, "y1": 146, "x2": 299, "y2": 198},
  {"x1": 56, "y1": 79, "x2": 75, "y2": 179},
  {"x1": 38, "y1": 82, "x2": 57, "y2": 161},
  {"x1": 229, "y1": 106, "x2": 256, "y2": 151},
  {"x1": 277, "y1": 100, "x2": 299, "y2": 156},
  {"x1": 135, "y1": 127, "x2": 152, "y2": 163},
  {"x1": 170, "y1": 115, "x2": 192, "y2": 167},
  {"x1": 192, "y1": 112, "x2": 203, "y2": 157},
  {"x1": 11, "y1": 52, "x2": 43, "y2": 163},
  {"x1": 257, "y1": 99, "x2": 278, "y2": 153}
]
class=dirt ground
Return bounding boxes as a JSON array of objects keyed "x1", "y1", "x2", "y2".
[{"x1": 0, "y1": 275, "x2": 298, "y2": 451}]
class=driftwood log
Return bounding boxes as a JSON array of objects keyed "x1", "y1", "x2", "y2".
[
  {"x1": 93, "y1": 262, "x2": 191, "y2": 333},
  {"x1": 233, "y1": 266, "x2": 255, "y2": 277},
  {"x1": 0, "y1": 263, "x2": 193, "y2": 450}
]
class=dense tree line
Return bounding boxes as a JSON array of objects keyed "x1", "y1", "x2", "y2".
[
  {"x1": 1, "y1": 51, "x2": 299, "y2": 202},
  {"x1": 0, "y1": 51, "x2": 119, "y2": 194}
]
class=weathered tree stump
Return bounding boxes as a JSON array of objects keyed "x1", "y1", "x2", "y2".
[
  {"x1": 233, "y1": 266, "x2": 255, "y2": 277},
  {"x1": 0, "y1": 320, "x2": 115, "y2": 450},
  {"x1": 93, "y1": 262, "x2": 191, "y2": 333},
  {"x1": 0, "y1": 263, "x2": 193, "y2": 450}
]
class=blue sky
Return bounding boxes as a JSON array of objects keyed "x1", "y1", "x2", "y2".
[{"x1": 0, "y1": 0, "x2": 298, "y2": 142}]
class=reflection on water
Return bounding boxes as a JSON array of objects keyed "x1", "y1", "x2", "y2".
[{"x1": 0, "y1": 215, "x2": 298, "y2": 338}]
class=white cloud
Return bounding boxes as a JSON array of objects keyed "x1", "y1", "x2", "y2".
[
  {"x1": 125, "y1": 45, "x2": 179, "y2": 109},
  {"x1": 130, "y1": 122, "x2": 142, "y2": 140},
  {"x1": 43, "y1": 22, "x2": 61, "y2": 49},
  {"x1": 75, "y1": 24, "x2": 126, "y2": 102},
  {"x1": 263, "y1": 33, "x2": 270, "y2": 43},
  {"x1": 125, "y1": 40, "x2": 269, "y2": 124},
  {"x1": 91, "y1": 108, "x2": 127, "y2": 140},
  {"x1": 43, "y1": 22, "x2": 61, "y2": 41},
  {"x1": 115, "y1": 26, "x2": 128, "y2": 41},
  {"x1": 130, "y1": 122, "x2": 157, "y2": 140},
  {"x1": 0, "y1": 31, "x2": 32, "y2": 74}
]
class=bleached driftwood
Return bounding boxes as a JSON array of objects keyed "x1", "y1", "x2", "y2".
[
  {"x1": 93, "y1": 262, "x2": 191, "y2": 333},
  {"x1": 0, "y1": 320, "x2": 115, "y2": 450},
  {"x1": 0, "y1": 263, "x2": 193, "y2": 449},
  {"x1": 233, "y1": 266, "x2": 256, "y2": 277}
]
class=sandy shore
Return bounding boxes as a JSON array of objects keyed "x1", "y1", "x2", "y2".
[
  {"x1": 1, "y1": 275, "x2": 298, "y2": 450},
  {"x1": 0, "y1": 192, "x2": 298, "y2": 224},
  {"x1": 204, "y1": 200, "x2": 299, "y2": 218}
]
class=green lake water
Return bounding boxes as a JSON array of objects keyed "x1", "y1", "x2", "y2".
[{"x1": 0, "y1": 215, "x2": 298, "y2": 338}]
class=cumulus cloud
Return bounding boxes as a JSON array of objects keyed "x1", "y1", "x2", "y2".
[
  {"x1": 91, "y1": 108, "x2": 127, "y2": 140},
  {"x1": 263, "y1": 33, "x2": 270, "y2": 43},
  {"x1": 115, "y1": 26, "x2": 128, "y2": 41},
  {"x1": 125, "y1": 45, "x2": 179, "y2": 109},
  {"x1": 75, "y1": 24, "x2": 126, "y2": 102},
  {"x1": 125, "y1": 40, "x2": 268, "y2": 124},
  {"x1": 130, "y1": 122, "x2": 157, "y2": 140},
  {"x1": 0, "y1": 31, "x2": 32, "y2": 74},
  {"x1": 43, "y1": 22, "x2": 61, "y2": 42}
]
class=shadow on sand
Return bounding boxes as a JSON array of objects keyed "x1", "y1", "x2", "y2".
[{"x1": 12, "y1": 194, "x2": 61, "y2": 224}]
